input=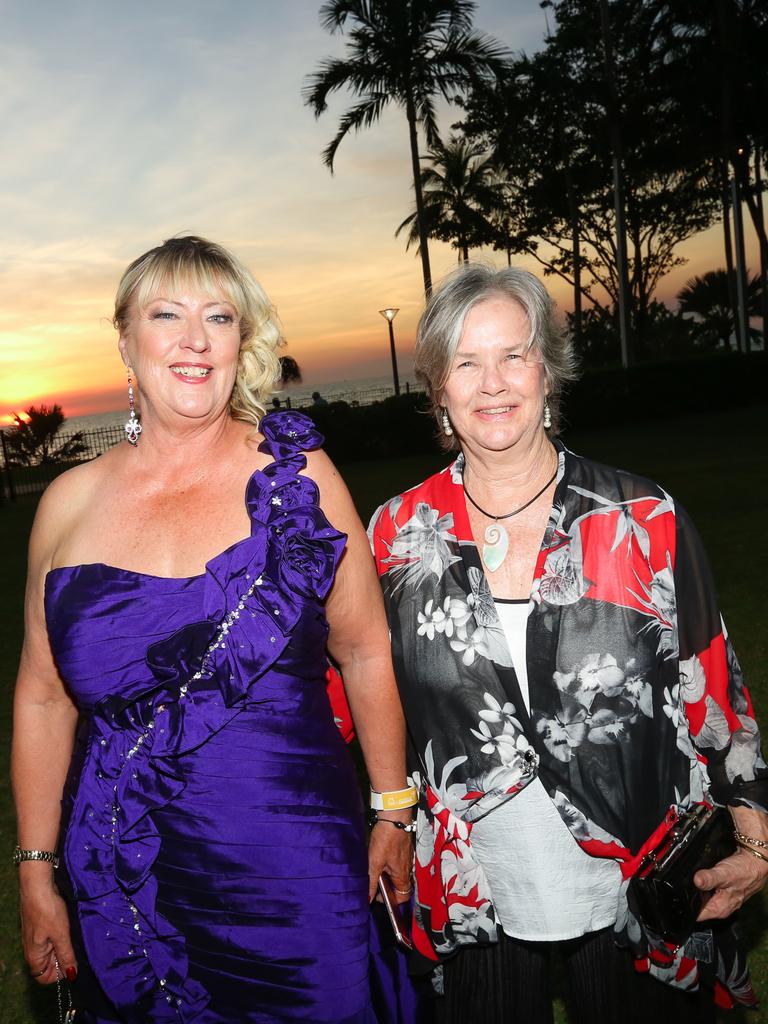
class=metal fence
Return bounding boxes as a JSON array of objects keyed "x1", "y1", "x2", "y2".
[
  {"x1": 0, "y1": 426, "x2": 124, "y2": 502},
  {"x1": 281, "y1": 380, "x2": 423, "y2": 409},
  {"x1": 0, "y1": 381, "x2": 425, "y2": 503}
]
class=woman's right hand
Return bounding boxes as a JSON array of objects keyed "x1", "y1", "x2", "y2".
[{"x1": 20, "y1": 872, "x2": 77, "y2": 985}]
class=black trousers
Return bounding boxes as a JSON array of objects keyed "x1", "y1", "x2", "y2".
[{"x1": 434, "y1": 927, "x2": 717, "y2": 1024}]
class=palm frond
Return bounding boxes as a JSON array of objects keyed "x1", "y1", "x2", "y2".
[
  {"x1": 428, "y1": 29, "x2": 510, "y2": 92},
  {"x1": 303, "y1": 56, "x2": 386, "y2": 115},
  {"x1": 320, "y1": 93, "x2": 391, "y2": 170},
  {"x1": 394, "y1": 209, "x2": 421, "y2": 249},
  {"x1": 417, "y1": 94, "x2": 440, "y2": 149},
  {"x1": 395, "y1": 203, "x2": 442, "y2": 254},
  {"x1": 414, "y1": 0, "x2": 477, "y2": 36},
  {"x1": 319, "y1": 0, "x2": 376, "y2": 35}
]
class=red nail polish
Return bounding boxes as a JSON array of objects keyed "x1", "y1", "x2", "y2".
[{"x1": 66, "y1": 966, "x2": 77, "y2": 982}]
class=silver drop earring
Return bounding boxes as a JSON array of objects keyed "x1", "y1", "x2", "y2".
[
  {"x1": 543, "y1": 398, "x2": 552, "y2": 430},
  {"x1": 442, "y1": 409, "x2": 454, "y2": 436},
  {"x1": 124, "y1": 369, "x2": 142, "y2": 446}
]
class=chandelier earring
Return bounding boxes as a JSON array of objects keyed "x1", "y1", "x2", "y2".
[
  {"x1": 543, "y1": 397, "x2": 552, "y2": 431},
  {"x1": 441, "y1": 409, "x2": 454, "y2": 437},
  {"x1": 124, "y1": 369, "x2": 142, "y2": 446}
]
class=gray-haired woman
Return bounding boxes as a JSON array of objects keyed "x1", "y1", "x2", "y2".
[{"x1": 369, "y1": 263, "x2": 768, "y2": 1022}]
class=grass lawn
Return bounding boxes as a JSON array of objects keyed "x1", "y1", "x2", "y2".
[{"x1": 1, "y1": 404, "x2": 766, "y2": 1023}]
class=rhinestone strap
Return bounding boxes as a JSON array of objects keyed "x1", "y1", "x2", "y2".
[
  {"x1": 734, "y1": 831, "x2": 768, "y2": 851},
  {"x1": 13, "y1": 846, "x2": 60, "y2": 868},
  {"x1": 124, "y1": 574, "x2": 265, "y2": 762}
]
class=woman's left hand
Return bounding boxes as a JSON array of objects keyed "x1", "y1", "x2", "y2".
[
  {"x1": 695, "y1": 805, "x2": 768, "y2": 921},
  {"x1": 367, "y1": 819, "x2": 414, "y2": 904},
  {"x1": 695, "y1": 849, "x2": 768, "y2": 920}
]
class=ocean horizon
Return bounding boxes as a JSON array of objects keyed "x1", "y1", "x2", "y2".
[{"x1": 61, "y1": 373, "x2": 423, "y2": 434}]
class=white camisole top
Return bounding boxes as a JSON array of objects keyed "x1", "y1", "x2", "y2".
[{"x1": 469, "y1": 600, "x2": 622, "y2": 941}]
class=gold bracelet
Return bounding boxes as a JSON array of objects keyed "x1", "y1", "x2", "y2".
[
  {"x1": 734, "y1": 830, "x2": 768, "y2": 851},
  {"x1": 13, "y1": 846, "x2": 59, "y2": 869},
  {"x1": 736, "y1": 839, "x2": 768, "y2": 865}
]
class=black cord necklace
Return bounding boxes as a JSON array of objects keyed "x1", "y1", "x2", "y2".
[
  {"x1": 462, "y1": 465, "x2": 558, "y2": 521},
  {"x1": 461, "y1": 458, "x2": 559, "y2": 572}
]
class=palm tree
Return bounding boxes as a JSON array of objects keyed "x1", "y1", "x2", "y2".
[
  {"x1": 6, "y1": 404, "x2": 88, "y2": 466},
  {"x1": 304, "y1": 0, "x2": 507, "y2": 296},
  {"x1": 395, "y1": 135, "x2": 499, "y2": 262},
  {"x1": 677, "y1": 269, "x2": 762, "y2": 348}
]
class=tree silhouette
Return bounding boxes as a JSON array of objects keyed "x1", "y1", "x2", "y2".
[
  {"x1": 461, "y1": 2, "x2": 721, "y2": 340},
  {"x1": 655, "y1": 0, "x2": 768, "y2": 345},
  {"x1": 6, "y1": 404, "x2": 88, "y2": 466},
  {"x1": 304, "y1": 0, "x2": 506, "y2": 296},
  {"x1": 395, "y1": 136, "x2": 499, "y2": 261},
  {"x1": 677, "y1": 269, "x2": 762, "y2": 348},
  {"x1": 461, "y1": 50, "x2": 602, "y2": 334},
  {"x1": 279, "y1": 356, "x2": 303, "y2": 385},
  {"x1": 570, "y1": 300, "x2": 698, "y2": 366}
]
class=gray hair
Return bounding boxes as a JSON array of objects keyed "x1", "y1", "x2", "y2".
[{"x1": 415, "y1": 262, "x2": 578, "y2": 448}]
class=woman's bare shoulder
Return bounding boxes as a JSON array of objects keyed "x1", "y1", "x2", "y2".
[
  {"x1": 42, "y1": 445, "x2": 125, "y2": 504},
  {"x1": 302, "y1": 447, "x2": 351, "y2": 505},
  {"x1": 30, "y1": 448, "x2": 127, "y2": 567}
]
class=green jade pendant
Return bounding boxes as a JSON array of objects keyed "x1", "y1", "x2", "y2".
[{"x1": 482, "y1": 523, "x2": 509, "y2": 573}]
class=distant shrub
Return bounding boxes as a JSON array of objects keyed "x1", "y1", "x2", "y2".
[
  {"x1": 300, "y1": 353, "x2": 766, "y2": 464},
  {"x1": 303, "y1": 392, "x2": 440, "y2": 463}
]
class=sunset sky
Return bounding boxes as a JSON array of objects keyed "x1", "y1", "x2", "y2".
[{"x1": 0, "y1": 0, "x2": 758, "y2": 423}]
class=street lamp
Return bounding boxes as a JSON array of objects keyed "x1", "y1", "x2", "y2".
[{"x1": 378, "y1": 307, "x2": 401, "y2": 396}]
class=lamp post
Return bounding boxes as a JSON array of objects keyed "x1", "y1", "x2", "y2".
[{"x1": 378, "y1": 307, "x2": 401, "y2": 396}]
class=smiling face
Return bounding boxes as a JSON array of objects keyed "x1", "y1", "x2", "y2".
[
  {"x1": 440, "y1": 295, "x2": 548, "y2": 456},
  {"x1": 119, "y1": 286, "x2": 242, "y2": 426}
]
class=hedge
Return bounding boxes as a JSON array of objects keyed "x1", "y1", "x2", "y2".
[{"x1": 302, "y1": 351, "x2": 767, "y2": 464}]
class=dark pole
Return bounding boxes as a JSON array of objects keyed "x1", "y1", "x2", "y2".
[
  {"x1": 730, "y1": 172, "x2": 750, "y2": 353},
  {"x1": 754, "y1": 147, "x2": 768, "y2": 350},
  {"x1": 387, "y1": 320, "x2": 401, "y2": 396},
  {"x1": 599, "y1": 0, "x2": 633, "y2": 368},
  {"x1": 720, "y1": 159, "x2": 738, "y2": 342},
  {"x1": 1, "y1": 431, "x2": 16, "y2": 502},
  {"x1": 405, "y1": 94, "x2": 432, "y2": 297}
]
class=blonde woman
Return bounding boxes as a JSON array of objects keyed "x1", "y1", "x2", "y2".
[{"x1": 13, "y1": 236, "x2": 412, "y2": 1022}]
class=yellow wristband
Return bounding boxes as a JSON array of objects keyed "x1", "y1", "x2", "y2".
[{"x1": 370, "y1": 785, "x2": 418, "y2": 811}]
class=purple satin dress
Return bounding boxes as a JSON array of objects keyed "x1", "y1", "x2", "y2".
[{"x1": 44, "y1": 412, "x2": 377, "y2": 1024}]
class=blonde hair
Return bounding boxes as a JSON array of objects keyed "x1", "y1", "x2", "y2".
[
  {"x1": 415, "y1": 262, "x2": 578, "y2": 449},
  {"x1": 114, "y1": 235, "x2": 283, "y2": 427}
]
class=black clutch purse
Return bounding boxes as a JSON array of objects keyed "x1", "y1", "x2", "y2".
[{"x1": 629, "y1": 804, "x2": 735, "y2": 945}]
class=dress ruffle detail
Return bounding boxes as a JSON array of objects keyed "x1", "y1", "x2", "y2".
[{"x1": 64, "y1": 412, "x2": 347, "y2": 1022}]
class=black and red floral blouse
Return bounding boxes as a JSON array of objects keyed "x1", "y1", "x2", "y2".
[{"x1": 369, "y1": 442, "x2": 768, "y2": 1009}]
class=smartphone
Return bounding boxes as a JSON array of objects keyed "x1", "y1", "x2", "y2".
[{"x1": 377, "y1": 875, "x2": 414, "y2": 951}]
